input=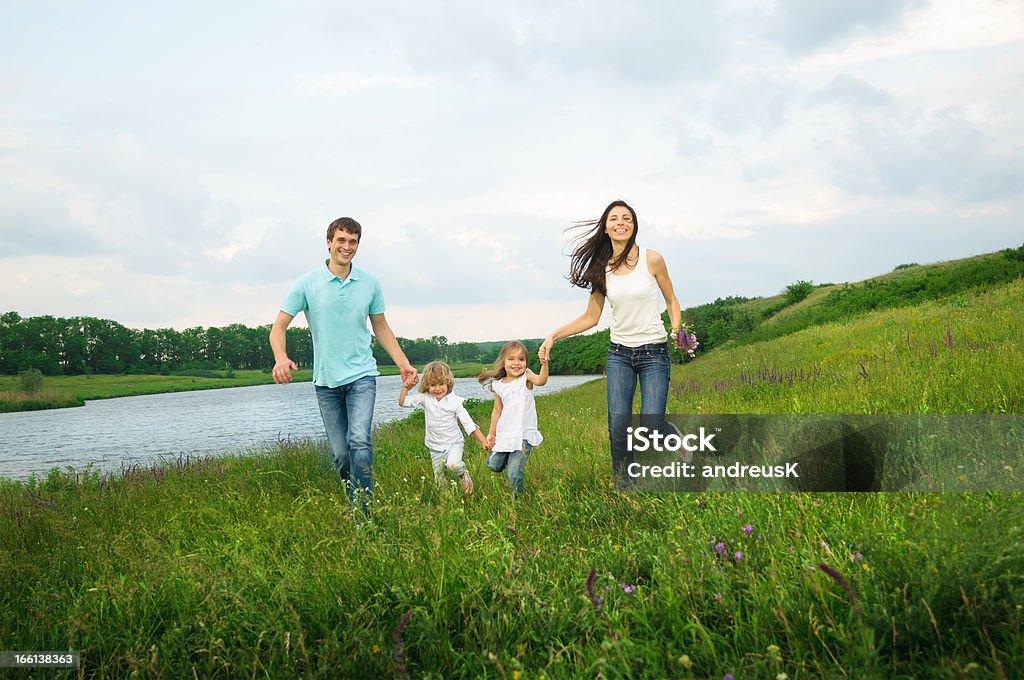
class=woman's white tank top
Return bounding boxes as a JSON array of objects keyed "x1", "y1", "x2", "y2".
[{"x1": 605, "y1": 247, "x2": 668, "y2": 347}]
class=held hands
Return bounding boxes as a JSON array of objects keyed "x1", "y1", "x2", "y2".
[
  {"x1": 473, "y1": 430, "x2": 492, "y2": 451},
  {"x1": 272, "y1": 358, "x2": 298, "y2": 384},
  {"x1": 400, "y1": 364, "x2": 419, "y2": 388},
  {"x1": 538, "y1": 336, "x2": 553, "y2": 363}
]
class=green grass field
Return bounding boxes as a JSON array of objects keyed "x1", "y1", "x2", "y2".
[
  {"x1": 0, "y1": 363, "x2": 487, "y2": 413},
  {"x1": 0, "y1": 282, "x2": 1021, "y2": 677}
]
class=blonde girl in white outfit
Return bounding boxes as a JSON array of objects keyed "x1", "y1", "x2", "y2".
[
  {"x1": 399, "y1": 361, "x2": 488, "y2": 494},
  {"x1": 477, "y1": 341, "x2": 549, "y2": 496}
]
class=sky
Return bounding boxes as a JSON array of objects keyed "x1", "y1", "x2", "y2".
[{"x1": 2, "y1": 0, "x2": 1023, "y2": 342}]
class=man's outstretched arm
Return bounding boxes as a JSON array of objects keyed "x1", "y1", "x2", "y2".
[
  {"x1": 369, "y1": 313, "x2": 417, "y2": 386},
  {"x1": 269, "y1": 311, "x2": 298, "y2": 384}
]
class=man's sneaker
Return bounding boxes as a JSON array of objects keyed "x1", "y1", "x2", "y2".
[{"x1": 461, "y1": 472, "x2": 474, "y2": 495}]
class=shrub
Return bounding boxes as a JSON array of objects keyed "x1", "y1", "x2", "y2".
[
  {"x1": 18, "y1": 368, "x2": 43, "y2": 395},
  {"x1": 1002, "y1": 244, "x2": 1024, "y2": 262},
  {"x1": 784, "y1": 280, "x2": 815, "y2": 305},
  {"x1": 893, "y1": 263, "x2": 919, "y2": 271}
]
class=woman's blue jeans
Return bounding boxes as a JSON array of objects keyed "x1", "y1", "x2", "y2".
[
  {"x1": 315, "y1": 376, "x2": 376, "y2": 515},
  {"x1": 606, "y1": 341, "x2": 671, "y2": 486}
]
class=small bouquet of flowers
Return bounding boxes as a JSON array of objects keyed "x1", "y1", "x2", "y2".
[{"x1": 672, "y1": 322, "x2": 699, "y2": 358}]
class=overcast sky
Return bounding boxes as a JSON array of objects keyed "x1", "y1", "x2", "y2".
[{"x1": 2, "y1": 0, "x2": 1022, "y2": 342}]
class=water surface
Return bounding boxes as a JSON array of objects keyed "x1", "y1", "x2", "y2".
[{"x1": 0, "y1": 375, "x2": 598, "y2": 481}]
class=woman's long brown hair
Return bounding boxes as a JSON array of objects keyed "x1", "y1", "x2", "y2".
[{"x1": 566, "y1": 200, "x2": 639, "y2": 297}]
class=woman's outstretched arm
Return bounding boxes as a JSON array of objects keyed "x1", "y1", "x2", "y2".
[{"x1": 538, "y1": 291, "x2": 605, "y2": 362}]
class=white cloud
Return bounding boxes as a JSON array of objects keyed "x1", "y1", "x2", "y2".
[
  {"x1": 769, "y1": 0, "x2": 925, "y2": 54},
  {"x1": 795, "y1": 0, "x2": 1024, "y2": 70},
  {"x1": 294, "y1": 69, "x2": 434, "y2": 96}
]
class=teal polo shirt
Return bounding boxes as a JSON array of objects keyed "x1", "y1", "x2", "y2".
[{"x1": 281, "y1": 261, "x2": 385, "y2": 387}]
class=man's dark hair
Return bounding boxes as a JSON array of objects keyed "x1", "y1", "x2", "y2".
[{"x1": 327, "y1": 217, "x2": 362, "y2": 242}]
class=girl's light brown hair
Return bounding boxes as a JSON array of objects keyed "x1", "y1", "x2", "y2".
[
  {"x1": 477, "y1": 341, "x2": 529, "y2": 390},
  {"x1": 419, "y1": 361, "x2": 454, "y2": 394}
]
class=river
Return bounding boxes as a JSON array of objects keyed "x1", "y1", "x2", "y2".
[{"x1": 0, "y1": 375, "x2": 599, "y2": 481}]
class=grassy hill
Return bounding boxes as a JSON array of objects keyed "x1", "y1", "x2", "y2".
[
  {"x1": 1, "y1": 274, "x2": 1021, "y2": 677},
  {"x1": 685, "y1": 245, "x2": 1024, "y2": 355}
]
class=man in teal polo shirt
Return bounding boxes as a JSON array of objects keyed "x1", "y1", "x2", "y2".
[{"x1": 269, "y1": 217, "x2": 417, "y2": 516}]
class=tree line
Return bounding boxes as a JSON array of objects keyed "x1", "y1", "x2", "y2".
[
  {"x1": 0, "y1": 312, "x2": 532, "y2": 376},
  {"x1": 2, "y1": 308, "x2": 713, "y2": 378}
]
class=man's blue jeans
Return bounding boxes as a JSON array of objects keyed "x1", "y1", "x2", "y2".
[
  {"x1": 606, "y1": 342, "x2": 671, "y2": 486},
  {"x1": 315, "y1": 376, "x2": 376, "y2": 515}
]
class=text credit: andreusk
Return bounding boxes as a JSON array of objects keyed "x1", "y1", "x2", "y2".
[{"x1": 608, "y1": 414, "x2": 1024, "y2": 492}]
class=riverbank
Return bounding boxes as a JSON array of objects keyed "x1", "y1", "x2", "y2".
[{"x1": 0, "y1": 363, "x2": 488, "y2": 413}]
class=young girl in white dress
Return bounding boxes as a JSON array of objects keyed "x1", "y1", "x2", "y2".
[
  {"x1": 477, "y1": 341, "x2": 549, "y2": 496},
  {"x1": 399, "y1": 361, "x2": 488, "y2": 494}
]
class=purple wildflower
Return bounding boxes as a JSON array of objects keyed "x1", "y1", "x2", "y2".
[
  {"x1": 853, "y1": 552, "x2": 863, "y2": 562},
  {"x1": 621, "y1": 584, "x2": 636, "y2": 594},
  {"x1": 724, "y1": 674, "x2": 735, "y2": 680},
  {"x1": 818, "y1": 563, "x2": 857, "y2": 604},
  {"x1": 714, "y1": 542, "x2": 727, "y2": 558},
  {"x1": 714, "y1": 593, "x2": 722, "y2": 601},
  {"x1": 734, "y1": 551, "x2": 744, "y2": 561},
  {"x1": 393, "y1": 608, "x2": 413, "y2": 680},
  {"x1": 586, "y1": 568, "x2": 604, "y2": 615},
  {"x1": 673, "y1": 324, "x2": 700, "y2": 358},
  {"x1": 742, "y1": 524, "x2": 753, "y2": 536}
]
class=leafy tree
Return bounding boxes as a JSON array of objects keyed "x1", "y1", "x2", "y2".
[{"x1": 784, "y1": 280, "x2": 814, "y2": 305}]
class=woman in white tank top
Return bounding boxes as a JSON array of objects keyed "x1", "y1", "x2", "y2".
[{"x1": 538, "y1": 200, "x2": 681, "y2": 487}]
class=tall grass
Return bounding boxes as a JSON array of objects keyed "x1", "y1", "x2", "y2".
[
  {"x1": 0, "y1": 390, "x2": 85, "y2": 412},
  {"x1": 670, "y1": 278, "x2": 1024, "y2": 415},
  {"x1": 1, "y1": 282, "x2": 1022, "y2": 677}
]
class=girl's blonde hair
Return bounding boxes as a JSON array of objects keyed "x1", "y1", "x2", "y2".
[
  {"x1": 419, "y1": 360, "x2": 455, "y2": 394},
  {"x1": 477, "y1": 340, "x2": 529, "y2": 390}
]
